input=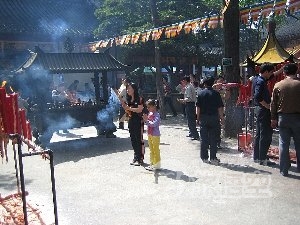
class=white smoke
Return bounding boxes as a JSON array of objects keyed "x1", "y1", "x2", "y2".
[{"x1": 96, "y1": 88, "x2": 119, "y2": 131}]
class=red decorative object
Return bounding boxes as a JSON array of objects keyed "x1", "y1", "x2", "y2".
[
  {"x1": 0, "y1": 87, "x2": 8, "y2": 133},
  {"x1": 4, "y1": 94, "x2": 14, "y2": 134},
  {"x1": 11, "y1": 93, "x2": 21, "y2": 134},
  {"x1": 238, "y1": 132, "x2": 252, "y2": 148},
  {"x1": 19, "y1": 109, "x2": 28, "y2": 139},
  {"x1": 26, "y1": 121, "x2": 32, "y2": 141},
  {"x1": 236, "y1": 79, "x2": 253, "y2": 107}
]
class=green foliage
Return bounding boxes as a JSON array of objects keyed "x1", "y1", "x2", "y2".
[
  {"x1": 93, "y1": 0, "x2": 284, "y2": 67},
  {"x1": 94, "y1": 0, "x2": 152, "y2": 39},
  {"x1": 94, "y1": 0, "x2": 212, "y2": 39}
]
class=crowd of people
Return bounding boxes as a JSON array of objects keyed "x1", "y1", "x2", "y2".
[
  {"x1": 51, "y1": 80, "x2": 96, "y2": 105},
  {"x1": 116, "y1": 62, "x2": 299, "y2": 177}
]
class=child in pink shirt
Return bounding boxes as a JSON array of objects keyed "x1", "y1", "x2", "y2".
[{"x1": 142, "y1": 99, "x2": 161, "y2": 171}]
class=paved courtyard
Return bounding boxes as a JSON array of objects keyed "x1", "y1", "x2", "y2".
[{"x1": 1, "y1": 115, "x2": 299, "y2": 225}]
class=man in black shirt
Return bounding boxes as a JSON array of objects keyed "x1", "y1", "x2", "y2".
[{"x1": 196, "y1": 77, "x2": 224, "y2": 164}]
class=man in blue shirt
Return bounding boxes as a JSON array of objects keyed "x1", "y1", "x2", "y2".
[{"x1": 253, "y1": 62, "x2": 283, "y2": 166}]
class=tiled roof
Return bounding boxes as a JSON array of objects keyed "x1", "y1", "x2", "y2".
[
  {"x1": 0, "y1": 0, "x2": 97, "y2": 39},
  {"x1": 16, "y1": 50, "x2": 128, "y2": 73}
]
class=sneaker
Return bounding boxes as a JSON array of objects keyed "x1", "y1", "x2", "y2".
[
  {"x1": 210, "y1": 159, "x2": 220, "y2": 165},
  {"x1": 190, "y1": 137, "x2": 200, "y2": 141},
  {"x1": 280, "y1": 171, "x2": 289, "y2": 177},
  {"x1": 152, "y1": 162, "x2": 161, "y2": 171},
  {"x1": 260, "y1": 160, "x2": 276, "y2": 166},
  {"x1": 145, "y1": 166, "x2": 155, "y2": 171},
  {"x1": 130, "y1": 159, "x2": 137, "y2": 165},
  {"x1": 132, "y1": 161, "x2": 141, "y2": 166},
  {"x1": 132, "y1": 160, "x2": 143, "y2": 166},
  {"x1": 253, "y1": 159, "x2": 260, "y2": 163},
  {"x1": 215, "y1": 157, "x2": 221, "y2": 162},
  {"x1": 202, "y1": 159, "x2": 210, "y2": 164}
]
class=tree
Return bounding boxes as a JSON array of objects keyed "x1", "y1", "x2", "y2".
[
  {"x1": 93, "y1": 0, "x2": 276, "y2": 129},
  {"x1": 94, "y1": 0, "x2": 211, "y2": 39},
  {"x1": 149, "y1": 0, "x2": 166, "y2": 119},
  {"x1": 222, "y1": 0, "x2": 242, "y2": 137}
]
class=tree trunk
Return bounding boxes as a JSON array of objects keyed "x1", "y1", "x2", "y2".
[
  {"x1": 150, "y1": 0, "x2": 165, "y2": 119},
  {"x1": 223, "y1": 0, "x2": 242, "y2": 137}
]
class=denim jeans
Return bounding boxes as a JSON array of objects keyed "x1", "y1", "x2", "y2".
[
  {"x1": 253, "y1": 107, "x2": 273, "y2": 161},
  {"x1": 278, "y1": 113, "x2": 300, "y2": 173},
  {"x1": 185, "y1": 102, "x2": 199, "y2": 138},
  {"x1": 200, "y1": 114, "x2": 219, "y2": 160}
]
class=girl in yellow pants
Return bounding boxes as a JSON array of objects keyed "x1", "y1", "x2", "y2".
[{"x1": 142, "y1": 99, "x2": 161, "y2": 171}]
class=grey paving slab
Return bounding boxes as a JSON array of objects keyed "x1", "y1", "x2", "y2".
[{"x1": 1, "y1": 116, "x2": 299, "y2": 225}]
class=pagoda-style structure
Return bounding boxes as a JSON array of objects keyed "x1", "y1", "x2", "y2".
[
  {"x1": 248, "y1": 18, "x2": 299, "y2": 65},
  {"x1": 13, "y1": 48, "x2": 129, "y2": 144}
]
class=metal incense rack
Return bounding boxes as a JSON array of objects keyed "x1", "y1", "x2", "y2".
[{"x1": 9, "y1": 134, "x2": 58, "y2": 225}]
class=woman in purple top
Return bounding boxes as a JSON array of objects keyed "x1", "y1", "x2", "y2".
[{"x1": 142, "y1": 99, "x2": 161, "y2": 171}]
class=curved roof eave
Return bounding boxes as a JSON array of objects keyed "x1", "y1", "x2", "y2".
[
  {"x1": 14, "y1": 51, "x2": 129, "y2": 74},
  {"x1": 251, "y1": 33, "x2": 292, "y2": 64}
]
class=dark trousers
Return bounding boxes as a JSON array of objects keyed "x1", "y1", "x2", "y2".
[
  {"x1": 185, "y1": 102, "x2": 199, "y2": 138},
  {"x1": 200, "y1": 115, "x2": 219, "y2": 160},
  {"x1": 253, "y1": 107, "x2": 273, "y2": 161},
  {"x1": 180, "y1": 94, "x2": 186, "y2": 116},
  {"x1": 128, "y1": 117, "x2": 143, "y2": 161},
  {"x1": 164, "y1": 96, "x2": 177, "y2": 116},
  {"x1": 278, "y1": 113, "x2": 300, "y2": 173},
  {"x1": 216, "y1": 122, "x2": 221, "y2": 145}
]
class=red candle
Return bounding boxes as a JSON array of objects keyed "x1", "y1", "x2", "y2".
[
  {"x1": 4, "y1": 95, "x2": 14, "y2": 134},
  {"x1": 10, "y1": 93, "x2": 20, "y2": 134},
  {"x1": 0, "y1": 87, "x2": 8, "y2": 133},
  {"x1": 19, "y1": 109, "x2": 28, "y2": 139},
  {"x1": 26, "y1": 121, "x2": 32, "y2": 141}
]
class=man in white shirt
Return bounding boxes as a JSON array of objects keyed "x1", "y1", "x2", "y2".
[{"x1": 178, "y1": 76, "x2": 199, "y2": 140}]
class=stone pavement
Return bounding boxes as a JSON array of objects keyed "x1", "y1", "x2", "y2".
[{"x1": 1, "y1": 115, "x2": 299, "y2": 225}]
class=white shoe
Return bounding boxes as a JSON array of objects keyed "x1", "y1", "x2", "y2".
[
  {"x1": 210, "y1": 159, "x2": 220, "y2": 165},
  {"x1": 145, "y1": 166, "x2": 155, "y2": 171},
  {"x1": 152, "y1": 162, "x2": 161, "y2": 170}
]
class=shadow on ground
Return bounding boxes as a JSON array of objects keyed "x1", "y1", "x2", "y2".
[
  {"x1": 219, "y1": 163, "x2": 272, "y2": 175},
  {"x1": 48, "y1": 135, "x2": 133, "y2": 166},
  {"x1": 156, "y1": 168, "x2": 198, "y2": 182},
  {"x1": 0, "y1": 174, "x2": 33, "y2": 192}
]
